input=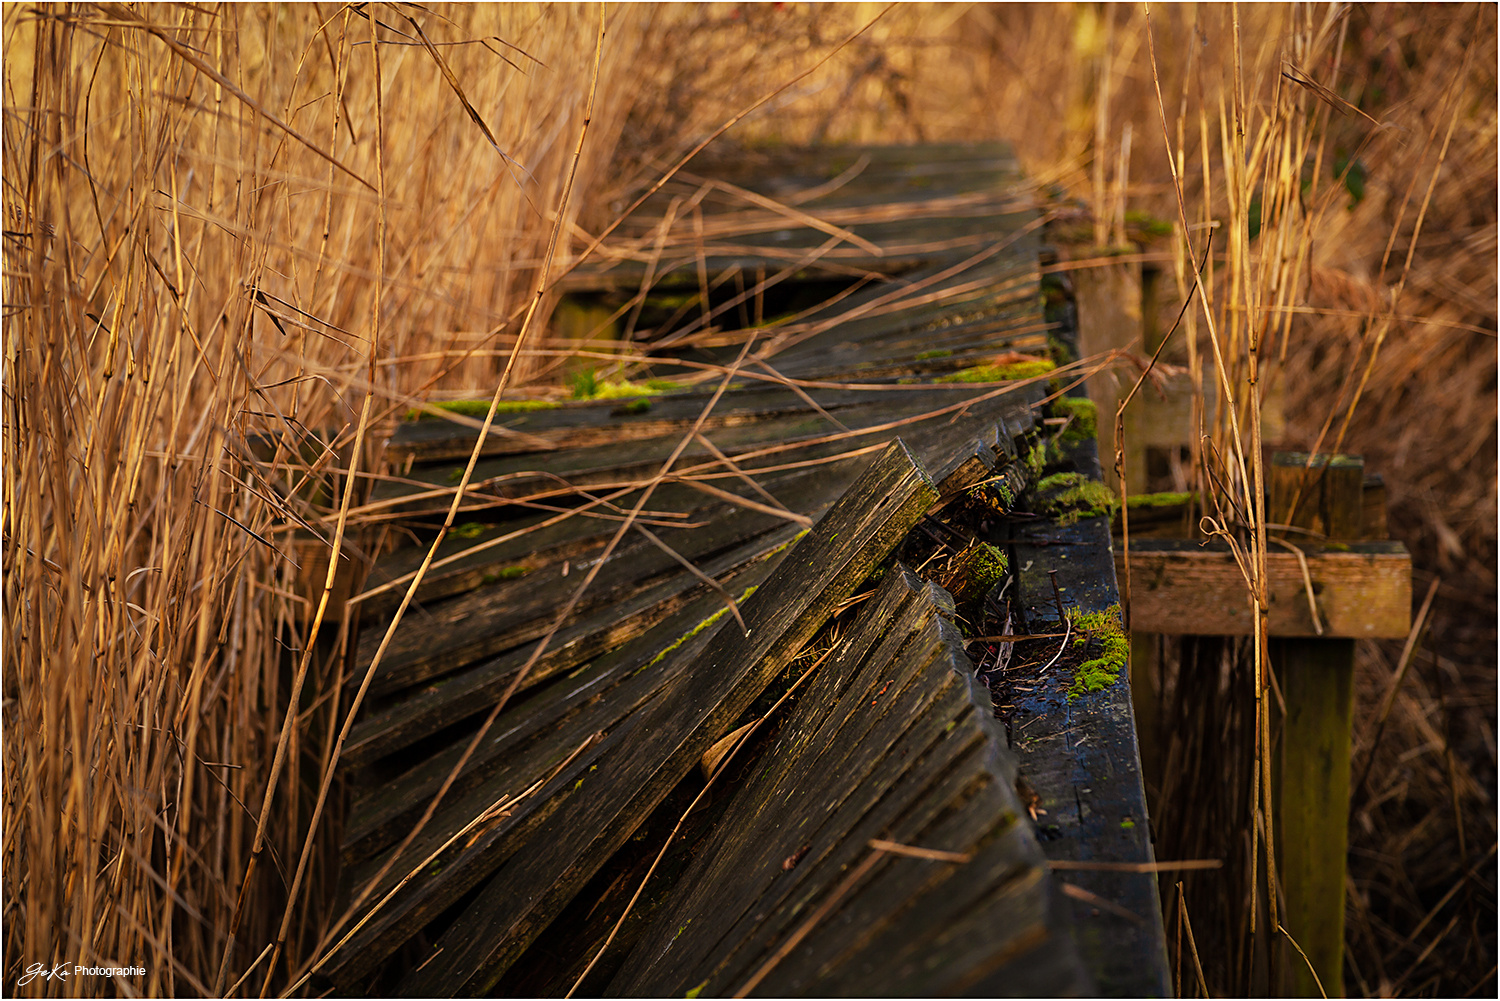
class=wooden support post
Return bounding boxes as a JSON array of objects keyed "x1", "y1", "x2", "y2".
[
  {"x1": 1270, "y1": 452, "x2": 1365, "y2": 540},
  {"x1": 1271, "y1": 451, "x2": 1362, "y2": 998}
]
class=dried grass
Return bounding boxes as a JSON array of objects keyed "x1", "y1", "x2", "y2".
[{"x1": 4, "y1": 3, "x2": 1493, "y2": 997}]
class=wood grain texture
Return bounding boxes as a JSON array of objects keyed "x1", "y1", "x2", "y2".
[
  {"x1": 608, "y1": 567, "x2": 1087, "y2": 998},
  {"x1": 1119, "y1": 539, "x2": 1412, "y2": 639},
  {"x1": 364, "y1": 441, "x2": 938, "y2": 995}
]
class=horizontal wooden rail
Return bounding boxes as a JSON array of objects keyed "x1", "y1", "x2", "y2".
[{"x1": 1118, "y1": 539, "x2": 1411, "y2": 639}]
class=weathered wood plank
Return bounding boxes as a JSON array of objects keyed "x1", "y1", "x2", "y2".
[
  {"x1": 405, "y1": 441, "x2": 936, "y2": 995},
  {"x1": 1118, "y1": 539, "x2": 1412, "y2": 639},
  {"x1": 610, "y1": 570, "x2": 1084, "y2": 998},
  {"x1": 343, "y1": 520, "x2": 803, "y2": 771},
  {"x1": 356, "y1": 492, "x2": 800, "y2": 697},
  {"x1": 370, "y1": 389, "x2": 1014, "y2": 516},
  {"x1": 557, "y1": 142, "x2": 1031, "y2": 293},
  {"x1": 1270, "y1": 452, "x2": 1365, "y2": 540},
  {"x1": 384, "y1": 442, "x2": 938, "y2": 995},
  {"x1": 326, "y1": 441, "x2": 938, "y2": 990},
  {"x1": 1004, "y1": 502, "x2": 1172, "y2": 997},
  {"x1": 340, "y1": 564, "x2": 764, "y2": 873},
  {"x1": 384, "y1": 370, "x2": 1043, "y2": 469},
  {"x1": 607, "y1": 568, "x2": 950, "y2": 990}
]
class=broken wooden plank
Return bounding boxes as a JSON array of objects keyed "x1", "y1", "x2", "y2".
[
  {"x1": 389, "y1": 442, "x2": 939, "y2": 995},
  {"x1": 325, "y1": 440, "x2": 938, "y2": 991},
  {"x1": 1117, "y1": 539, "x2": 1412, "y2": 639},
  {"x1": 370, "y1": 389, "x2": 1004, "y2": 516},
  {"x1": 610, "y1": 568, "x2": 1085, "y2": 997},
  {"x1": 354, "y1": 488, "x2": 810, "y2": 697},
  {"x1": 339, "y1": 558, "x2": 779, "y2": 872},
  {"x1": 342, "y1": 520, "x2": 804, "y2": 773}
]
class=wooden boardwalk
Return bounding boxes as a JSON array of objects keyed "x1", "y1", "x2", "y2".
[{"x1": 324, "y1": 143, "x2": 1165, "y2": 996}]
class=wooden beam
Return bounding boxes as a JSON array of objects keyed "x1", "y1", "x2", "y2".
[
  {"x1": 1118, "y1": 540, "x2": 1411, "y2": 639},
  {"x1": 1274, "y1": 636, "x2": 1355, "y2": 998},
  {"x1": 1270, "y1": 450, "x2": 1367, "y2": 998}
]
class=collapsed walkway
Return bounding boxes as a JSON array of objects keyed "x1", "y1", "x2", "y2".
[{"x1": 323, "y1": 143, "x2": 1167, "y2": 996}]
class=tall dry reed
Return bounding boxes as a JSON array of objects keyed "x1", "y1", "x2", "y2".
[
  {"x1": 3, "y1": 4, "x2": 642, "y2": 994},
  {"x1": 5, "y1": 3, "x2": 1492, "y2": 997}
]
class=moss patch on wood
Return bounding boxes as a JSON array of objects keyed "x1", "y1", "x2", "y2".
[
  {"x1": 1034, "y1": 472, "x2": 1116, "y2": 525},
  {"x1": 1125, "y1": 491, "x2": 1194, "y2": 508},
  {"x1": 937, "y1": 543, "x2": 1008, "y2": 629},
  {"x1": 1051, "y1": 396, "x2": 1098, "y2": 443},
  {"x1": 406, "y1": 398, "x2": 560, "y2": 420},
  {"x1": 480, "y1": 566, "x2": 531, "y2": 585},
  {"x1": 933, "y1": 358, "x2": 1056, "y2": 383},
  {"x1": 1067, "y1": 603, "x2": 1128, "y2": 699}
]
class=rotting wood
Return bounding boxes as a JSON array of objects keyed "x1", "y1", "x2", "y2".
[
  {"x1": 341, "y1": 521, "x2": 801, "y2": 777},
  {"x1": 995, "y1": 405, "x2": 1173, "y2": 998},
  {"x1": 556, "y1": 143, "x2": 1031, "y2": 294},
  {"x1": 354, "y1": 493, "x2": 802, "y2": 697},
  {"x1": 1119, "y1": 539, "x2": 1412, "y2": 639},
  {"x1": 369, "y1": 388, "x2": 1026, "y2": 518}
]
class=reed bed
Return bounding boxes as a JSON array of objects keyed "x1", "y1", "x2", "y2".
[{"x1": 3, "y1": 3, "x2": 1493, "y2": 997}]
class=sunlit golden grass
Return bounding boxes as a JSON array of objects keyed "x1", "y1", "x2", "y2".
[{"x1": 3, "y1": 3, "x2": 1493, "y2": 997}]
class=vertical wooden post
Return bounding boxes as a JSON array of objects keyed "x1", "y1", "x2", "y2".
[{"x1": 1270, "y1": 451, "x2": 1362, "y2": 998}]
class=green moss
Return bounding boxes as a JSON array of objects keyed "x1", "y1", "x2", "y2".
[
  {"x1": 1120, "y1": 817, "x2": 1137, "y2": 829},
  {"x1": 933, "y1": 358, "x2": 1056, "y2": 383},
  {"x1": 1047, "y1": 334, "x2": 1074, "y2": 365},
  {"x1": 642, "y1": 584, "x2": 760, "y2": 672},
  {"x1": 569, "y1": 367, "x2": 600, "y2": 399},
  {"x1": 994, "y1": 478, "x2": 1015, "y2": 509},
  {"x1": 1126, "y1": 491, "x2": 1194, "y2": 508},
  {"x1": 955, "y1": 545, "x2": 1007, "y2": 600},
  {"x1": 1066, "y1": 603, "x2": 1128, "y2": 699},
  {"x1": 446, "y1": 466, "x2": 464, "y2": 484},
  {"x1": 915, "y1": 348, "x2": 953, "y2": 360},
  {"x1": 1024, "y1": 440, "x2": 1049, "y2": 479},
  {"x1": 479, "y1": 566, "x2": 530, "y2": 585},
  {"x1": 940, "y1": 544, "x2": 1009, "y2": 628},
  {"x1": 616, "y1": 398, "x2": 653, "y2": 415},
  {"x1": 1052, "y1": 396, "x2": 1099, "y2": 443},
  {"x1": 571, "y1": 369, "x2": 682, "y2": 401},
  {"x1": 1125, "y1": 209, "x2": 1174, "y2": 238},
  {"x1": 406, "y1": 398, "x2": 560, "y2": 420},
  {"x1": 453, "y1": 522, "x2": 487, "y2": 539},
  {"x1": 1034, "y1": 472, "x2": 1116, "y2": 525}
]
